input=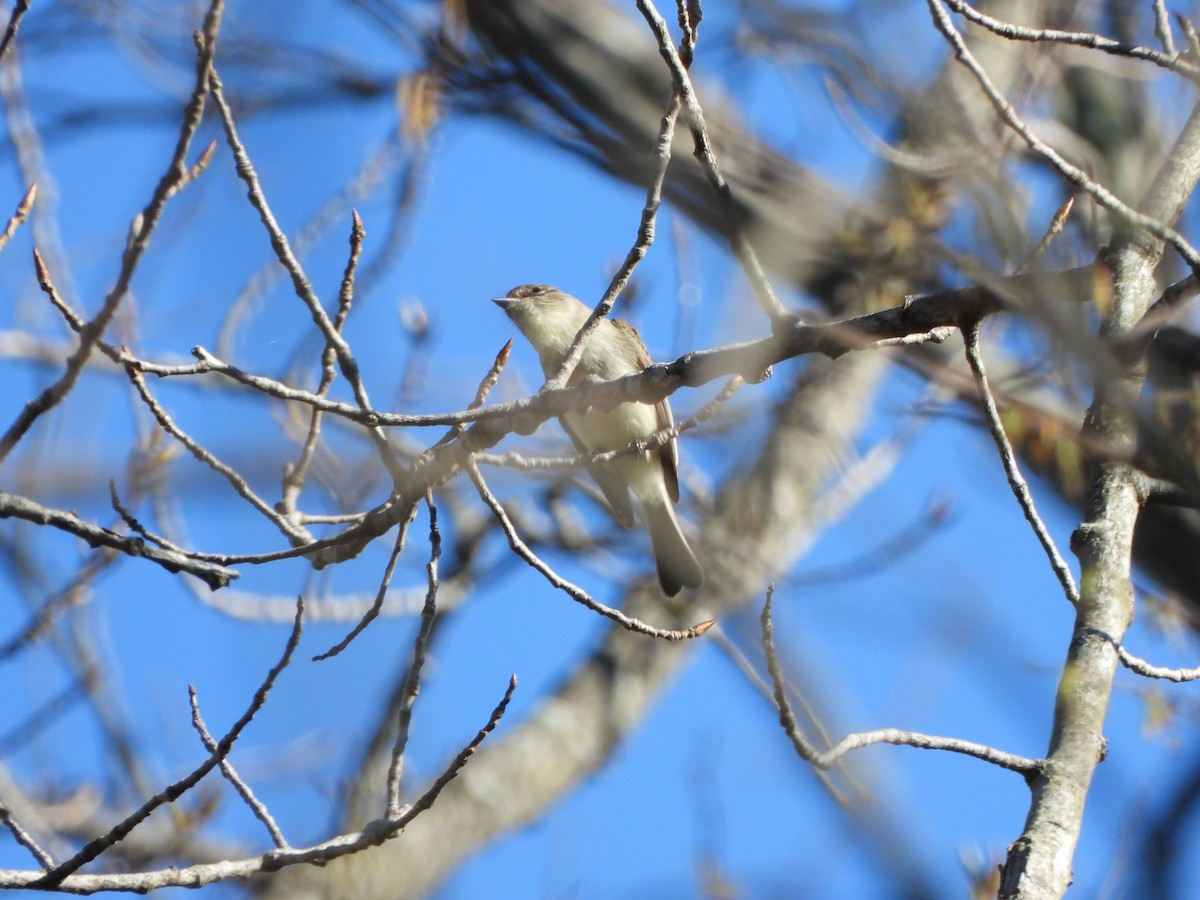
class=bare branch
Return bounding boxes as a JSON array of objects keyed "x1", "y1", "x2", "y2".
[
  {"x1": 589, "y1": 373, "x2": 742, "y2": 466},
  {"x1": 963, "y1": 324, "x2": 1079, "y2": 604},
  {"x1": 185, "y1": 267, "x2": 1089, "y2": 436},
  {"x1": 816, "y1": 727, "x2": 1044, "y2": 776},
  {"x1": 1153, "y1": 0, "x2": 1177, "y2": 57},
  {"x1": 125, "y1": 366, "x2": 311, "y2": 545},
  {"x1": 942, "y1": 0, "x2": 1197, "y2": 79},
  {"x1": 0, "y1": 802, "x2": 53, "y2": 870},
  {"x1": 205, "y1": 62, "x2": 402, "y2": 483},
  {"x1": 1179, "y1": 14, "x2": 1200, "y2": 57},
  {"x1": 421, "y1": 339, "x2": 514, "y2": 457},
  {"x1": 466, "y1": 460, "x2": 713, "y2": 641},
  {"x1": 0, "y1": 672, "x2": 516, "y2": 893},
  {"x1": 636, "y1": 0, "x2": 789, "y2": 326},
  {"x1": 280, "y1": 210, "x2": 366, "y2": 517},
  {"x1": 0, "y1": 546, "x2": 107, "y2": 661},
  {"x1": 0, "y1": 181, "x2": 33, "y2": 252},
  {"x1": 707, "y1": 625, "x2": 849, "y2": 804},
  {"x1": 927, "y1": 0, "x2": 1200, "y2": 272},
  {"x1": 0, "y1": 677, "x2": 87, "y2": 755},
  {"x1": 312, "y1": 509, "x2": 417, "y2": 661},
  {"x1": 0, "y1": 0, "x2": 30, "y2": 65},
  {"x1": 1014, "y1": 196, "x2": 1073, "y2": 276},
  {"x1": 386, "y1": 494, "x2": 442, "y2": 818},
  {"x1": 189, "y1": 691, "x2": 290, "y2": 849},
  {"x1": 34, "y1": 251, "x2": 213, "y2": 379},
  {"x1": 544, "y1": 52, "x2": 683, "y2": 391},
  {"x1": 0, "y1": 0, "x2": 224, "y2": 464},
  {"x1": 31, "y1": 597, "x2": 303, "y2": 888},
  {"x1": 1117, "y1": 645, "x2": 1200, "y2": 682},
  {"x1": 761, "y1": 588, "x2": 1040, "y2": 777},
  {"x1": 215, "y1": 136, "x2": 401, "y2": 361},
  {"x1": 0, "y1": 491, "x2": 236, "y2": 588}
]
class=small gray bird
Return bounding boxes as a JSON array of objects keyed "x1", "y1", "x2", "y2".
[{"x1": 493, "y1": 284, "x2": 703, "y2": 596}]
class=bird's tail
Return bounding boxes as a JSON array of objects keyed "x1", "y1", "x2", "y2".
[{"x1": 643, "y1": 496, "x2": 703, "y2": 597}]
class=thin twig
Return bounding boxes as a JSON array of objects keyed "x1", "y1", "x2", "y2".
[
  {"x1": 312, "y1": 343, "x2": 514, "y2": 658},
  {"x1": 928, "y1": 0, "x2": 1200, "y2": 272},
  {"x1": 0, "y1": 802, "x2": 52, "y2": 869},
  {"x1": 138, "y1": 523, "x2": 370, "y2": 567},
  {"x1": 674, "y1": 0, "x2": 700, "y2": 67},
  {"x1": 192, "y1": 578, "x2": 469, "y2": 624},
  {"x1": 0, "y1": 491, "x2": 236, "y2": 588},
  {"x1": 760, "y1": 585, "x2": 820, "y2": 760},
  {"x1": 1153, "y1": 0, "x2": 1177, "y2": 57},
  {"x1": 1117, "y1": 646, "x2": 1200, "y2": 682},
  {"x1": 589, "y1": 374, "x2": 742, "y2": 466},
  {"x1": 125, "y1": 366, "x2": 311, "y2": 545},
  {"x1": 815, "y1": 727, "x2": 1043, "y2": 774},
  {"x1": 0, "y1": 181, "x2": 33, "y2": 252},
  {"x1": 385, "y1": 494, "x2": 441, "y2": 818},
  {"x1": 637, "y1": 0, "x2": 790, "y2": 327},
  {"x1": 422, "y1": 339, "x2": 513, "y2": 457},
  {"x1": 206, "y1": 63, "x2": 402, "y2": 483},
  {"x1": 0, "y1": 678, "x2": 86, "y2": 754},
  {"x1": 1013, "y1": 197, "x2": 1074, "y2": 276},
  {"x1": 866, "y1": 325, "x2": 958, "y2": 349},
  {"x1": 357, "y1": 145, "x2": 428, "y2": 305},
  {"x1": 0, "y1": 0, "x2": 30, "y2": 65},
  {"x1": 0, "y1": 17, "x2": 77, "y2": 311},
  {"x1": 109, "y1": 480, "x2": 196, "y2": 558},
  {"x1": 35, "y1": 249, "x2": 205, "y2": 375},
  {"x1": 372, "y1": 673, "x2": 517, "y2": 827},
  {"x1": 313, "y1": 507, "x2": 416, "y2": 661},
  {"x1": 707, "y1": 624, "x2": 850, "y2": 804},
  {"x1": 1179, "y1": 14, "x2": 1200, "y2": 57},
  {"x1": 142, "y1": 137, "x2": 215, "y2": 225},
  {"x1": 216, "y1": 137, "x2": 399, "y2": 360},
  {"x1": 824, "y1": 74, "x2": 975, "y2": 175},
  {"x1": 0, "y1": 0, "x2": 223, "y2": 464},
  {"x1": 0, "y1": 548, "x2": 107, "y2": 661},
  {"x1": 280, "y1": 210, "x2": 366, "y2": 517},
  {"x1": 189, "y1": 691, "x2": 290, "y2": 849},
  {"x1": 535, "y1": 0, "x2": 702, "y2": 391},
  {"x1": 942, "y1": 0, "x2": 1196, "y2": 79},
  {"x1": 962, "y1": 324, "x2": 1079, "y2": 604},
  {"x1": 0, "y1": 675, "x2": 516, "y2": 892},
  {"x1": 470, "y1": 450, "x2": 587, "y2": 471},
  {"x1": 467, "y1": 460, "x2": 712, "y2": 640},
  {"x1": 32, "y1": 597, "x2": 303, "y2": 887},
  {"x1": 545, "y1": 74, "x2": 683, "y2": 391},
  {"x1": 791, "y1": 498, "x2": 949, "y2": 587},
  {"x1": 760, "y1": 589, "x2": 1040, "y2": 776}
]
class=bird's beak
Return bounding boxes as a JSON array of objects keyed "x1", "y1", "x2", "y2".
[{"x1": 492, "y1": 297, "x2": 515, "y2": 312}]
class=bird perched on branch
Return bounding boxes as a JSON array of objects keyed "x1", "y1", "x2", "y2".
[{"x1": 493, "y1": 283, "x2": 703, "y2": 596}]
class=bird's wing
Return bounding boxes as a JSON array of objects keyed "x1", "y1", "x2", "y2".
[
  {"x1": 615, "y1": 317, "x2": 681, "y2": 505},
  {"x1": 560, "y1": 417, "x2": 637, "y2": 527},
  {"x1": 655, "y1": 396, "x2": 681, "y2": 505}
]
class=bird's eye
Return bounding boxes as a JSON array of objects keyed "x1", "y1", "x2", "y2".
[{"x1": 529, "y1": 286, "x2": 543, "y2": 295}]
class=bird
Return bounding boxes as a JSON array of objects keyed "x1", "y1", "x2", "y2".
[{"x1": 493, "y1": 283, "x2": 703, "y2": 596}]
